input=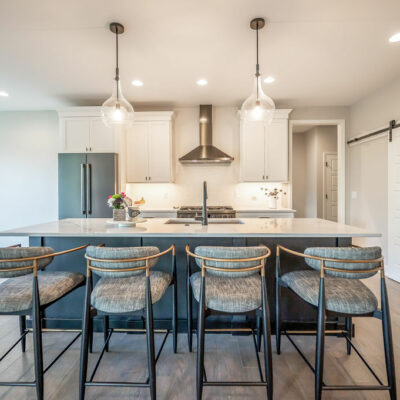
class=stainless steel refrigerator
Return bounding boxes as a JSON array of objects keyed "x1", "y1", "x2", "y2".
[{"x1": 58, "y1": 153, "x2": 118, "y2": 219}]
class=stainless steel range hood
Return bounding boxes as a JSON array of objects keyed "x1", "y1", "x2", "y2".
[{"x1": 179, "y1": 105, "x2": 234, "y2": 164}]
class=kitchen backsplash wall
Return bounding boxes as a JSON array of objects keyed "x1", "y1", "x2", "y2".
[{"x1": 126, "y1": 106, "x2": 289, "y2": 209}]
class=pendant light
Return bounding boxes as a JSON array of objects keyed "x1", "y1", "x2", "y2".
[
  {"x1": 241, "y1": 18, "x2": 275, "y2": 123},
  {"x1": 101, "y1": 22, "x2": 134, "y2": 127}
]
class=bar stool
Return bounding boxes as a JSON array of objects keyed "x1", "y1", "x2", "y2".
[
  {"x1": 186, "y1": 245, "x2": 273, "y2": 400},
  {"x1": 275, "y1": 245, "x2": 396, "y2": 400},
  {"x1": 79, "y1": 244, "x2": 177, "y2": 400},
  {"x1": 0, "y1": 244, "x2": 87, "y2": 400}
]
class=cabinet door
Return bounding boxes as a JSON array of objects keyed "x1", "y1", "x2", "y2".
[
  {"x1": 148, "y1": 121, "x2": 172, "y2": 182},
  {"x1": 62, "y1": 119, "x2": 90, "y2": 152},
  {"x1": 240, "y1": 121, "x2": 265, "y2": 181},
  {"x1": 265, "y1": 119, "x2": 288, "y2": 181},
  {"x1": 89, "y1": 119, "x2": 115, "y2": 152},
  {"x1": 126, "y1": 122, "x2": 149, "y2": 183}
]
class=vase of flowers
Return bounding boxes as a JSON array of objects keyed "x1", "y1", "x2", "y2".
[
  {"x1": 262, "y1": 187, "x2": 287, "y2": 209},
  {"x1": 107, "y1": 192, "x2": 131, "y2": 221}
]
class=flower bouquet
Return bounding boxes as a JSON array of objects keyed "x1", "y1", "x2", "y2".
[
  {"x1": 107, "y1": 192, "x2": 132, "y2": 221},
  {"x1": 261, "y1": 187, "x2": 286, "y2": 209}
]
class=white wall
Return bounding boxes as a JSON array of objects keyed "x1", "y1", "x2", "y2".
[
  {"x1": 126, "y1": 107, "x2": 289, "y2": 209},
  {"x1": 292, "y1": 132, "x2": 307, "y2": 217},
  {"x1": 292, "y1": 126, "x2": 337, "y2": 218},
  {"x1": 0, "y1": 111, "x2": 58, "y2": 246},
  {"x1": 348, "y1": 76, "x2": 400, "y2": 259}
]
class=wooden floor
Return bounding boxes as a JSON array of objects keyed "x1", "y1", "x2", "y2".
[{"x1": 0, "y1": 276, "x2": 398, "y2": 399}]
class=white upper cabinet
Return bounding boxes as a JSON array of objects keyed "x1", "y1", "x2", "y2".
[
  {"x1": 240, "y1": 121, "x2": 265, "y2": 181},
  {"x1": 240, "y1": 109, "x2": 291, "y2": 182},
  {"x1": 265, "y1": 119, "x2": 289, "y2": 181},
  {"x1": 58, "y1": 107, "x2": 115, "y2": 153},
  {"x1": 126, "y1": 122, "x2": 149, "y2": 183},
  {"x1": 126, "y1": 112, "x2": 174, "y2": 183}
]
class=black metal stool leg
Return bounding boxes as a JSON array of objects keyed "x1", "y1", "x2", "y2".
[
  {"x1": 315, "y1": 278, "x2": 325, "y2": 400},
  {"x1": 197, "y1": 274, "x2": 206, "y2": 400},
  {"x1": 275, "y1": 283, "x2": 281, "y2": 355},
  {"x1": 187, "y1": 254, "x2": 193, "y2": 352},
  {"x1": 381, "y1": 276, "x2": 397, "y2": 400},
  {"x1": 172, "y1": 252, "x2": 178, "y2": 353},
  {"x1": 256, "y1": 310, "x2": 262, "y2": 352},
  {"x1": 103, "y1": 315, "x2": 109, "y2": 352},
  {"x1": 145, "y1": 276, "x2": 156, "y2": 400},
  {"x1": 88, "y1": 316, "x2": 93, "y2": 353},
  {"x1": 79, "y1": 277, "x2": 92, "y2": 400},
  {"x1": 345, "y1": 317, "x2": 352, "y2": 355},
  {"x1": 32, "y1": 277, "x2": 44, "y2": 400},
  {"x1": 19, "y1": 315, "x2": 26, "y2": 353},
  {"x1": 261, "y1": 275, "x2": 273, "y2": 400}
]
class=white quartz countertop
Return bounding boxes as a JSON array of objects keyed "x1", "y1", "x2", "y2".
[{"x1": 0, "y1": 218, "x2": 380, "y2": 238}]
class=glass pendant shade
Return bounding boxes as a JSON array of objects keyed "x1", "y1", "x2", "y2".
[
  {"x1": 101, "y1": 79, "x2": 134, "y2": 128},
  {"x1": 241, "y1": 74, "x2": 275, "y2": 123}
]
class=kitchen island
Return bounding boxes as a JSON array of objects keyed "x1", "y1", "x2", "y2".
[{"x1": 0, "y1": 218, "x2": 380, "y2": 332}]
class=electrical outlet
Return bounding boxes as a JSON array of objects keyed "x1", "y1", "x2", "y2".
[{"x1": 351, "y1": 191, "x2": 358, "y2": 200}]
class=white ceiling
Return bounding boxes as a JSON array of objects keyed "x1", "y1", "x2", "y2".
[{"x1": 0, "y1": 0, "x2": 400, "y2": 110}]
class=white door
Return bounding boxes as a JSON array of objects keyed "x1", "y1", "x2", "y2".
[
  {"x1": 240, "y1": 121, "x2": 265, "y2": 181},
  {"x1": 89, "y1": 119, "x2": 115, "y2": 152},
  {"x1": 63, "y1": 118, "x2": 90, "y2": 152},
  {"x1": 148, "y1": 121, "x2": 171, "y2": 182},
  {"x1": 126, "y1": 122, "x2": 149, "y2": 183},
  {"x1": 323, "y1": 152, "x2": 338, "y2": 221},
  {"x1": 265, "y1": 119, "x2": 288, "y2": 181},
  {"x1": 388, "y1": 127, "x2": 400, "y2": 281}
]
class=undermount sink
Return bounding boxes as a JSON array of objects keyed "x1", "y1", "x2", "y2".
[{"x1": 165, "y1": 218, "x2": 244, "y2": 225}]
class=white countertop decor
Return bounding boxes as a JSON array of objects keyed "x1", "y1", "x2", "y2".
[{"x1": 0, "y1": 218, "x2": 380, "y2": 238}]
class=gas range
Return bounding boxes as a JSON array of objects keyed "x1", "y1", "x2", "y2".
[{"x1": 177, "y1": 206, "x2": 236, "y2": 219}]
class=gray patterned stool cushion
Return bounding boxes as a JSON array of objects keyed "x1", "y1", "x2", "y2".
[
  {"x1": 194, "y1": 246, "x2": 268, "y2": 277},
  {"x1": 190, "y1": 271, "x2": 262, "y2": 313},
  {"x1": 86, "y1": 246, "x2": 160, "y2": 278},
  {"x1": 304, "y1": 247, "x2": 381, "y2": 279},
  {"x1": 91, "y1": 271, "x2": 172, "y2": 313},
  {"x1": 0, "y1": 247, "x2": 54, "y2": 278},
  {"x1": 281, "y1": 270, "x2": 378, "y2": 315},
  {"x1": 0, "y1": 271, "x2": 85, "y2": 312}
]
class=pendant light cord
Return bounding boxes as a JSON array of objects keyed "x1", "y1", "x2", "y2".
[
  {"x1": 256, "y1": 21, "x2": 259, "y2": 76},
  {"x1": 115, "y1": 29, "x2": 120, "y2": 100},
  {"x1": 255, "y1": 21, "x2": 260, "y2": 100}
]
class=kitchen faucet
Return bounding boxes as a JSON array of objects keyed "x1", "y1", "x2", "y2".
[{"x1": 202, "y1": 181, "x2": 208, "y2": 226}]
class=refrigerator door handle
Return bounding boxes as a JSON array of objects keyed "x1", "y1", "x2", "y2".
[
  {"x1": 81, "y1": 163, "x2": 86, "y2": 215},
  {"x1": 86, "y1": 163, "x2": 92, "y2": 215}
]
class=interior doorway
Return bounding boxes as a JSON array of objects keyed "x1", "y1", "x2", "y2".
[
  {"x1": 290, "y1": 122, "x2": 342, "y2": 221},
  {"x1": 323, "y1": 152, "x2": 338, "y2": 221}
]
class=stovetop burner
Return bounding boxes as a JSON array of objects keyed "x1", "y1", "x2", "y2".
[{"x1": 177, "y1": 206, "x2": 236, "y2": 218}]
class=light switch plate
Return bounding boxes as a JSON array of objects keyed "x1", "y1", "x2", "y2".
[{"x1": 351, "y1": 191, "x2": 358, "y2": 199}]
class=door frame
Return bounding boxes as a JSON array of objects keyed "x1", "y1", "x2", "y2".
[
  {"x1": 322, "y1": 152, "x2": 338, "y2": 220},
  {"x1": 289, "y1": 119, "x2": 346, "y2": 224}
]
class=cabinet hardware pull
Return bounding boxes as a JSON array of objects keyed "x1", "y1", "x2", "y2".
[
  {"x1": 149, "y1": 176, "x2": 151, "y2": 181},
  {"x1": 85, "y1": 147, "x2": 88, "y2": 152},
  {"x1": 81, "y1": 164, "x2": 86, "y2": 215},
  {"x1": 87, "y1": 164, "x2": 92, "y2": 214},
  {"x1": 145, "y1": 177, "x2": 147, "y2": 181},
  {"x1": 266, "y1": 175, "x2": 268, "y2": 180}
]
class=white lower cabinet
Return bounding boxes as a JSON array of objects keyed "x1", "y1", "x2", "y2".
[
  {"x1": 126, "y1": 112, "x2": 174, "y2": 183},
  {"x1": 240, "y1": 109, "x2": 291, "y2": 182}
]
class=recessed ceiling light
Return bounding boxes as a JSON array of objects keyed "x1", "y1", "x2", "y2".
[
  {"x1": 196, "y1": 79, "x2": 208, "y2": 86},
  {"x1": 264, "y1": 76, "x2": 275, "y2": 84},
  {"x1": 131, "y1": 79, "x2": 143, "y2": 87},
  {"x1": 389, "y1": 33, "x2": 400, "y2": 43},
  {"x1": 0, "y1": 91, "x2": 9, "y2": 97}
]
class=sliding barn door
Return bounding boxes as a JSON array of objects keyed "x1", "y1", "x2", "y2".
[{"x1": 388, "y1": 127, "x2": 400, "y2": 281}]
